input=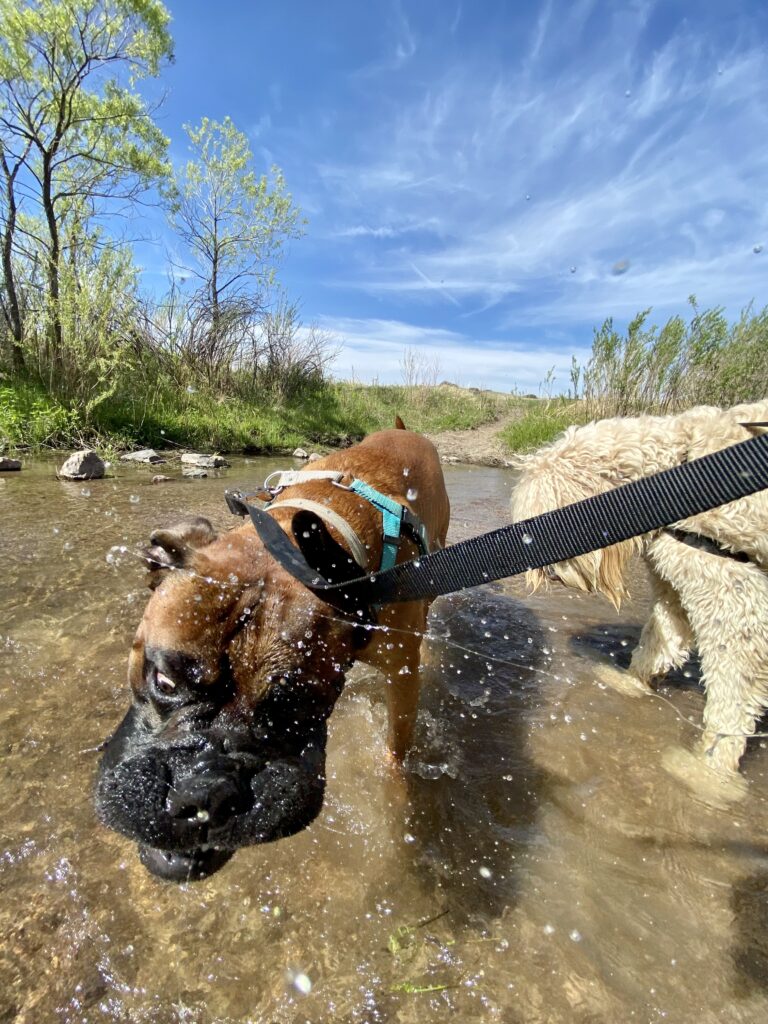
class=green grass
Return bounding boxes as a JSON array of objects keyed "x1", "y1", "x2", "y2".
[
  {"x1": 498, "y1": 398, "x2": 583, "y2": 453},
  {"x1": 0, "y1": 379, "x2": 80, "y2": 451},
  {"x1": 0, "y1": 377, "x2": 519, "y2": 454}
]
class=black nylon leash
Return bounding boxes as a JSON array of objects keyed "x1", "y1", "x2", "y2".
[{"x1": 244, "y1": 432, "x2": 768, "y2": 608}]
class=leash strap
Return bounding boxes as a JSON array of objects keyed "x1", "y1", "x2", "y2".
[{"x1": 246, "y1": 432, "x2": 768, "y2": 607}]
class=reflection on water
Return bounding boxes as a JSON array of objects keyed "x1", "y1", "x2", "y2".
[{"x1": 1, "y1": 456, "x2": 768, "y2": 1022}]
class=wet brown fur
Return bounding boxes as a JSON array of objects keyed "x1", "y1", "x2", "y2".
[{"x1": 132, "y1": 423, "x2": 450, "y2": 759}]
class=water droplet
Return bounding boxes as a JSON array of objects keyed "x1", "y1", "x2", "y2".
[
  {"x1": 570, "y1": 265, "x2": 577, "y2": 274},
  {"x1": 406, "y1": 487, "x2": 418, "y2": 500},
  {"x1": 80, "y1": 487, "x2": 91, "y2": 497},
  {"x1": 403, "y1": 467, "x2": 410, "y2": 477},
  {"x1": 160, "y1": 429, "x2": 166, "y2": 435},
  {"x1": 611, "y1": 259, "x2": 630, "y2": 275},
  {"x1": 196, "y1": 809, "x2": 210, "y2": 822},
  {"x1": 525, "y1": 193, "x2": 531, "y2": 201},
  {"x1": 753, "y1": 243, "x2": 763, "y2": 254},
  {"x1": 625, "y1": 89, "x2": 631, "y2": 97},
  {"x1": 404, "y1": 832, "x2": 416, "y2": 844},
  {"x1": 129, "y1": 494, "x2": 140, "y2": 504},
  {"x1": 479, "y1": 865, "x2": 492, "y2": 879},
  {"x1": 569, "y1": 929, "x2": 583, "y2": 942},
  {"x1": 286, "y1": 969, "x2": 312, "y2": 995},
  {"x1": 522, "y1": 532, "x2": 533, "y2": 544},
  {"x1": 186, "y1": 385, "x2": 197, "y2": 394},
  {"x1": 543, "y1": 923, "x2": 555, "y2": 935}
]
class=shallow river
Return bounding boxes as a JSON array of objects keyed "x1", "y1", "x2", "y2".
[{"x1": 2, "y1": 455, "x2": 768, "y2": 1024}]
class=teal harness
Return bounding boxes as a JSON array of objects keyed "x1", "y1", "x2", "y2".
[
  {"x1": 224, "y1": 474, "x2": 431, "y2": 574},
  {"x1": 347, "y1": 479, "x2": 430, "y2": 571}
]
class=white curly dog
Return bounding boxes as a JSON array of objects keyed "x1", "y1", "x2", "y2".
[{"x1": 511, "y1": 400, "x2": 768, "y2": 780}]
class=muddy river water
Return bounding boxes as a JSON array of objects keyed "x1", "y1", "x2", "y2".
[{"x1": 2, "y1": 455, "x2": 768, "y2": 1023}]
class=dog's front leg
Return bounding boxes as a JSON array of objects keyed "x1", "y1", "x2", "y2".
[
  {"x1": 629, "y1": 558, "x2": 694, "y2": 685},
  {"x1": 653, "y1": 545, "x2": 768, "y2": 775},
  {"x1": 364, "y1": 601, "x2": 430, "y2": 761}
]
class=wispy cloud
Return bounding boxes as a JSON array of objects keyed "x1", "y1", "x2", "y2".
[
  {"x1": 169, "y1": 2, "x2": 768, "y2": 389},
  {"x1": 320, "y1": 316, "x2": 592, "y2": 391},
  {"x1": 353, "y1": 0, "x2": 417, "y2": 77},
  {"x1": 304, "y1": 5, "x2": 768, "y2": 338}
]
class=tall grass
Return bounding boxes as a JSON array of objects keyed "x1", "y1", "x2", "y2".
[
  {"x1": 501, "y1": 301, "x2": 768, "y2": 454},
  {"x1": 580, "y1": 301, "x2": 768, "y2": 419},
  {"x1": 498, "y1": 398, "x2": 578, "y2": 452},
  {"x1": 0, "y1": 378, "x2": 515, "y2": 453}
]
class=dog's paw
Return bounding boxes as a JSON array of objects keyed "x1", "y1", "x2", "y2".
[
  {"x1": 592, "y1": 662, "x2": 652, "y2": 699},
  {"x1": 661, "y1": 745, "x2": 748, "y2": 808}
]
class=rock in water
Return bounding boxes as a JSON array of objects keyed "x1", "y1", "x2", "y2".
[
  {"x1": 120, "y1": 449, "x2": 165, "y2": 464},
  {"x1": 181, "y1": 453, "x2": 230, "y2": 468},
  {"x1": 59, "y1": 450, "x2": 106, "y2": 480}
]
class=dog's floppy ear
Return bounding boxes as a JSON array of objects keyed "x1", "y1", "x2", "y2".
[
  {"x1": 144, "y1": 516, "x2": 217, "y2": 587},
  {"x1": 395, "y1": 415, "x2": 406, "y2": 430},
  {"x1": 291, "y1": 509, "x2": 365, "y2": 586}
]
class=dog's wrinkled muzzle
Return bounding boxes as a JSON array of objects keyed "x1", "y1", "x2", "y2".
[
  {"x1": 95, "y1": 707, "x2": 327, "y2": 881},
  {"x1": 138, "y1": 844, "x2": 234, "y2": 882}
]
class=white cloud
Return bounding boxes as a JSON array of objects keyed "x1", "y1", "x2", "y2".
[
  {"x1": 305, "y1": 13, "x2": 768, "y2": 330},
  {"x1": 320, "y1": 316, "x2": 592, "y2": 392}
]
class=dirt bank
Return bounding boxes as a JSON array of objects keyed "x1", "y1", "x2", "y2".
[{"x1": 425, "y1": 413, "x2": 519, "y2": 467}]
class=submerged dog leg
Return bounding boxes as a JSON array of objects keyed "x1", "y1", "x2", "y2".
[
  {"x1": 652, "y1": 541, "x2": 768, "y2": 775},
  {"x1": 364, "y1": 603, "x2": 430, "y2": 761},
  {"x1": 629, "y1": 563, "x2": 694, "y2": 685}
]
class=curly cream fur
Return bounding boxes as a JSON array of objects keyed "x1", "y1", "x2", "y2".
[{"x1": 511, "y1": 400, "x2": 768, "y2": 775}]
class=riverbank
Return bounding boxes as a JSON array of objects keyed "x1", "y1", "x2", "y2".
[{"x1": 1, "y1": 379, "x2": 563, "y2": 463}]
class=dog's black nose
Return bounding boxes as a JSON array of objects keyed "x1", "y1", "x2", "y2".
[{"x1": 166, "y1": 771, "x2": 252, "y2": 828}]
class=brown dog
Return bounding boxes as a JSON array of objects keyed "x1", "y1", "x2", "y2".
[{"x1": 96, "y1": 423, "x2": 450, "y2": 880}]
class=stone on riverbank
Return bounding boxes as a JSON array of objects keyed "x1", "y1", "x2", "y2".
[
  {"x1": 59, "y1": 450, "x2": 106, "y2": 480},
  {"x1": 120, "y1": 449, "x2": 165, "y2": 464},
  {"x1": 0, "y1": 458, "x2": 22, "y2": 471},
  {"x1": 181, "y1": 453, "x2": 229, "y2": 468}
]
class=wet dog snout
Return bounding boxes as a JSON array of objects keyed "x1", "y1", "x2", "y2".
[{"x1": 166, "y1": 769, "x2": 252, "y2": 828}]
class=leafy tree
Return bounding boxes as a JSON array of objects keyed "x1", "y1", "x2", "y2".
[
  {"x1": 169, "y1": 116, "x2": 303, "y2": 336},
  {"x1": 0, "y1": 0, "x2": 173, "y2": 370}
]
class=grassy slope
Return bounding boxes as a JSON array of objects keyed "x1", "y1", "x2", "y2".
[{"x1": 0, "y1": 379, "x2": 522, "y2": 453}]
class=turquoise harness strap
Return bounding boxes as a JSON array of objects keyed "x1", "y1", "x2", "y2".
[{"x1": 348, "y1": 480, "x2": 408, "y2": 571}]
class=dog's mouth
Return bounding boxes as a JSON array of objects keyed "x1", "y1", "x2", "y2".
[
  {"x1": 95, "y1": 712, "x2": 329, "y2": 880},
  {"x1": 138, "y1": 843, "x2": 234, "y2": 881}
]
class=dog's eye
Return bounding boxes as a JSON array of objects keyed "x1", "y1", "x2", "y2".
[
  {"x1": 155, "y1": 671, "x2": 177, "y2": 696},
  {"x1": 149, "y1": 669, "x2": 189, "y2": 711}
]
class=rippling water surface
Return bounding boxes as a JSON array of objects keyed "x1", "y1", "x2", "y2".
[{"x1": 2, "y1": 456, "x2": 768, "y2": 1023}]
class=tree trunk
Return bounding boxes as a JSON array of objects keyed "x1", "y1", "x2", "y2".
[
  {"x1": 0, "y1": 149, "x2": 26, "y2": 374},
  {"x1": 41, "y1": 151, "x2": 64, "y2": 375}
]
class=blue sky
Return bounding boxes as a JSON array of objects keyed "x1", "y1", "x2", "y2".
[{"x1": 136, "y1": 0, "x2": 768, "y2": 392}]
